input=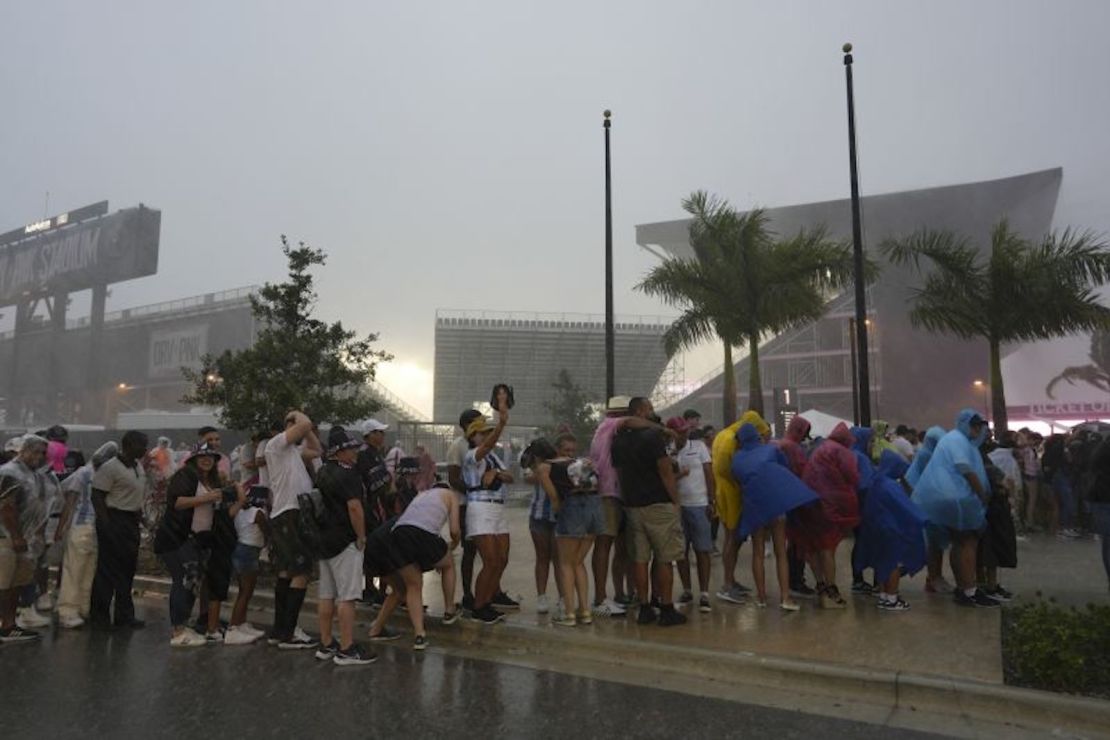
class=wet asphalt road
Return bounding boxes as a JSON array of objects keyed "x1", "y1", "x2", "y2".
[{"x1": 1, "y1": 607, "x2": 946, "y2": 739}]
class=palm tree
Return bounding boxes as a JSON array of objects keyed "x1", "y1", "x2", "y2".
[
  {"x1": 637, "y1": 191, "x2": 860, "y2": 425},
  {"x1": 881, "y1": 220, "x2": 1110, "y2": 432}
]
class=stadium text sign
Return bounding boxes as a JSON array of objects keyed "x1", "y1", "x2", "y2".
[
  {"x1": 0, "y1": 206, "x2": 160, "y2": 306},
  {"x1": 149, "y1": 325, "x2": 209, "y2": 378}
]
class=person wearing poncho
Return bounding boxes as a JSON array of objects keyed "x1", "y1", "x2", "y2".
[
  {"x1": 796, "y1": 422, "x2": 860, "y2": 609},
  {"x1": 852, "y1": 449, "x2": 928, "y2": 611},
  {"x1": 774, "y1": 415, "x2": 817, "y2": 598},
  {"x1": 869, "y1": 420, "x2": 902, "y2": 462},
  {"x1": 709, "y1": 410, "x2": 769, "y2": 604},
  {"x1": 905, "y1": 426, "x2": 945, "y2": 488},
  {"x1": 910, "y1": 409, "x2": 996, "y2": 608},
  {"x1": 848, "y1": 426, "x2": 878, "y2": 594},
  {"x1": 731, "y1": 423, "x2": 818, "y2": 611}
]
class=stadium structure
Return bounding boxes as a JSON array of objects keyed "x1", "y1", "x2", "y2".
[
  {"x1": 637, "y1": 168, "x2": 1068, "y2": 428},
  {"x1": 0, "y1": 201, "x2": 424, "y2": 430},
  {"x1": 433, "y1": 309, "x2": 672, "y2": 426}
]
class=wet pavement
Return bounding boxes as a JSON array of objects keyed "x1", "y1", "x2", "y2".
[{"x1": 0, "y1": 605, "x2": 948, "y2": 740}]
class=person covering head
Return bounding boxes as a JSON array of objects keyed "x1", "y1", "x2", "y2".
[
  {"x1": 732, "y1": 423, "x2": 818, "y2": 539},
  {"x1": 905, "y1": 426, "x2": 946, "y2": 487},
  {"x1": 775, "y1": 415, "x2": 812, "y2": 477},
  {"x1": 910, "y1": 409, "x2": 989, "y2": 534},
  {"x1": 465, "y1": 417, "x2": 496, "y2": 440}
]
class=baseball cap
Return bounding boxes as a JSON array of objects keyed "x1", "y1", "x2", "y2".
[{"x1": 361, "y1": 419, "x2": 389, "y2": 436}]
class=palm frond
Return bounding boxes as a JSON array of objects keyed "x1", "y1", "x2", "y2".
[
  {"x1": 880, "y1": 228, "x2": 979, "y2": 278},
  {"x1": 661, "y1": 309, "x2": 719, "y2": 357}
]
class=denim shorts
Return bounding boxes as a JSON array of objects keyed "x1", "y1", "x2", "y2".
[
  {"x1": 555, "y1": 495, "x2": 604, "y2": 538},
  {"x1": 231, "y1": 543, "x2": 261, "y2": 576},
  {"x1": 680, "y1": 505, "x2": 713, "y2": 553}
]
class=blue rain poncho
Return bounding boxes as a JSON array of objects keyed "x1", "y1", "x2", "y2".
[
  {"x1": 905, "y1": 426, "x2": 945, "y2": 488},
  {"x1": 852, "y1": 449, "x2": 929, "y2": 583},
  {"x1": 850, "y1": 427, "x2": 877, "y2": 492},
  {"x1": 732, "y1": 423, "x2": 819, "y2": 539},
  {"x1": 909, "y1": 410, "x2": 988, "y2": 534}
]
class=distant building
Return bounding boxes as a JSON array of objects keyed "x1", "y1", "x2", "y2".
[
  {"x1": 637, "y1": 168, "x2": 1065, "y2": 428},
  {"x1": 433, "y1": 309, "x2": 671, "y2": 426}
]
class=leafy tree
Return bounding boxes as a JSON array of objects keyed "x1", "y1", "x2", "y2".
[
  {"x1": 182, "y1": 236, "x2": 392, "y2": 431},
  {"x1": 882, "y1": 220, "x2": 1110, "y2": 431},
  {"x1": 637, "y1": 191, "x2": 862, "y2": 423},
  {"x1": 542, "y1": 368, "x2": 601, "y2": 444}
]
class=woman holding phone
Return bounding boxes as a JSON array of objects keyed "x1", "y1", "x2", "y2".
[{"x1": 463, "y1": 396, "x2": 515, "y2": 624}]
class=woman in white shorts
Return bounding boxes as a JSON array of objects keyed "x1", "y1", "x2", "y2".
[{"x1": 462, "y1": 399, "x2": 514, "y2": 624}]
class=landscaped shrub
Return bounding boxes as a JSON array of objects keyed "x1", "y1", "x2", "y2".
[{"x1": 1002, "y1": 597, "x2": 1110, "y2": 698}]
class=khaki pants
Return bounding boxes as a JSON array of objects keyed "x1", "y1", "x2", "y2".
[{"x1": 57, "y1": 523, "x2": 98, "y2": 620}]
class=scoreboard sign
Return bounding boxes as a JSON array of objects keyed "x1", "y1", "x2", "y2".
[{"x1": 0, "y1": 205, "x2": 160, "y2": 306}]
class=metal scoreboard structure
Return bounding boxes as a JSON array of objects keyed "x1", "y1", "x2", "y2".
[{"x1": 0, "y1": 202, "x2": 162, "y2": 426}]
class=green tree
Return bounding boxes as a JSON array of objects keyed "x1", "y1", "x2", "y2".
[
  {"x1": 637, "y1": 191, "x2": 861, "y2": 423},
  {"x1": 542, "y1": 368, "x2": 601, "y2": 444},
  {"x1": 882, "y1": 220, "x2": 1110, "y2": 432},
  {"x1": 182, "y1": 236, "x2": 392, "y2": 431}
]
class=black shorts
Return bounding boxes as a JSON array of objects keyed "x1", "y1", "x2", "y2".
[
  {"x1": 270, "y1": 510, "x2": 313, "y2": 577},
  {"x1": 363, "y1": 517, "x2": 399, "y2": 578},
  {"x1": 390, "y1": 525, "x2": 449, "y2": 573}
]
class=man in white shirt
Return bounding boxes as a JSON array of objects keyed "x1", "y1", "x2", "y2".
[
  {"x1": 266, "y1": 410, "x2": 322, "y2": 649},
  {"x1": 892, "y1": 425, "x2": 916, "y2": 461},
  {"x1": 668, "y1": 417, "x2": 715, "y2": 613}
]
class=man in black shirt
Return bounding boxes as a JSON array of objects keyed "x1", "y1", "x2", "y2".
[
  {"x1": 357, "y1": 420, "x2": 391, "y2": 603},
  {"x1": 314, "y1": 427, "x2": 374, "y2": 666},
  {"x1": 611, "y1": 397, "x2": 686, "y2": 627}
]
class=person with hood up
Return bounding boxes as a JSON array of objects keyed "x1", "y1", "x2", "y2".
[
  {"x1": 869, "y1": 420, "x2": 902, "y2": 463},
  {"x1": 911, "y1": 409, "x2": 997, "y2": 608},
  {"x1": 852, "y1": 450, "x2": 928, "y2": 611},
  {"x1": 906, "y1": 427, "x2": 946, "y2": 488},
  {"x1": 797, "y1": 422, "x2": 860, "y2": 609},
  {"x1": 848, "y1": 426, "x2": 879, "y2": 595},
  {"x1": 710, "y1": 410, "x2": 769, "y2": 604},
  {"x1": 731, "y1": 423, "x2": 818, "y2": 611},
  {"x1": 774, "y1": 415, "x2": 818, "y2": 599}
]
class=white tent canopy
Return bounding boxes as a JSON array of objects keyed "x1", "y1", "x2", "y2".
[{"x1": 796, "y1": 409, "x2": 852, "y2": 439}]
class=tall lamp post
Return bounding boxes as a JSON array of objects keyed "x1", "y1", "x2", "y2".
[
  {"x1": 843, "y1": 43, "x2": 872, "y2": 427},
  {"x1": 973, "y1": 379, "x2": 990, "y2": 423},
  {"x1": 603, "y1": 109, "x2": 615, "y2": 402}
]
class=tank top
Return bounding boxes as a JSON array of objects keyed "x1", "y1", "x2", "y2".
[{"x1": 395, "y1": 490, "x2": 448, "y2": 536}]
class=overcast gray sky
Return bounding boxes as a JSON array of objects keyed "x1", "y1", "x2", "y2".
[{"x1": 3, "y1": 0, "x2": 1108, "y2": 415}]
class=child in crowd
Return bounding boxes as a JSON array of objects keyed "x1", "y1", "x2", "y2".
[{"x1": 224, "y1": 489, "x2": 270, "y2": 645}]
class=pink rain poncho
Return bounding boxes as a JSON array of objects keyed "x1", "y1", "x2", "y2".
[{"x1": 793, "y1": 422, "x2": 861, "y2": 554}]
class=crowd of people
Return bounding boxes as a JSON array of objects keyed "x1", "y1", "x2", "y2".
[{"x1": 2, "y1": 399, "x2": 1109, "y2": 667}]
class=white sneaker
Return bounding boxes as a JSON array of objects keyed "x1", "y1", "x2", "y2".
[
  {"x1": 536, "y1": 594, "x2": 550, "y2": 614},
  {"x1": 240, "y1": 622, "x2": 265, "y2": 638},
  {"x1": 35, "y1": 593, "x2": 55, "y2": 612},
  {"x1": 293, "y1": 626, "x2": 314, "y2": 643},
  {"x1": 224, "y1": 625, "x2": 260, "y2": 645},
  {"x1": 170, "y1": 629, "x2": 208, "y2": 648},
  {"x1": 16, "y1": 606, "x2": 51, "y2": 628},
  {"x1": 592, "y1": 598, "x2": 627, "y2": 617},
  {"x1": 59, "y1": 614, "x2": 85, "y2": 629}
]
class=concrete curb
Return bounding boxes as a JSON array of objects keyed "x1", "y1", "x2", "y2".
[{"x1": 132, "y1": 575, "x2": 1110, "y2": 737}]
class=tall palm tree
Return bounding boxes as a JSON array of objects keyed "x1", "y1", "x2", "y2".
[
  {"x1": 637, "y1": 191, "x2": 859, "y2": 425},
  {"x1": 881, "y1": 220, "x2": 1110, "y2": 432}
]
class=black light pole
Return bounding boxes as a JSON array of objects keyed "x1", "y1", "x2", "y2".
[
  {"x1": 848, "y1": 318, "x2": 860, "y2": 426},
  {"x1": 843, "y1": 43, "x2": 872, "y2": 427},
  {"x1": 604, "y1": 109, "x2": 615, "y2": 402}
]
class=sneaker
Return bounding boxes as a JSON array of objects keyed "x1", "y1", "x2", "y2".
[
  {"x1": 334, "y1": 644, "x2": 378, "y2": 666},
  {"x1": 790, "y1": 583, "x2": 817, "y2": 599},
  {"x1": 552, "y1": 613, "x2": 576, "y2": 627},
  {"x1": 413, "y1": 635, "x2": 428, "y2": 651},
  {"x1": 971, "y1": 589, "x2": 1001, "y2": 608},
  {"x1": 35, "y1": 593, "x2": 55, "y2": 612},
  {"x1": 636, "y1": 606, "x2": 657, "y2": 625},
  {"x1": 169, "y1": 629, "x2": 207, "y2": 648},
  {"x1": 469, "y1": 605, "x2": 505, "y2": 625},
  {"x1": 819, "y1": 586, "x2": 846, "y2": 610},
  {"x1": 536, "y1": 594, "x2": 551, "y2": 614},
  {"x1": 315, "y1": 639, "x2": 340, "y2": 661},
  {"x1": 734, "y1": 582, "x2": 752, "y2": 595},
  {"x1": 614, "y1": 593, "x2": 635, "y2": 606},
  {"x1": 926, "y1": 577, "x2": 955, "y2": 594},
  {"x1": 658, "y1": 607, "x2": 687, "y2": 627},
  {"x1": 850, "y1": 581, "x2": 874, "y2": 596},
  {"x1": 698, "y1": 594, "x2": 712, "y2": 613},
  {"x1": 987, "y1": 585, "x2": 1014, "y2": 602},
  {"x1": 205, "y1": 630, "x2": 224, "y2": 644},
  {"x1": 878, "y1": 597, "x2": 910, "y2": 611},
  {"x1": 239, "y1": 623, "x2": 265, "y2": 639},
  {"x1": 576, "y1": 609, "x2": 593, "y2": 625},
  {"x1": 442, "y1": 610, "x2": 460, "y2": 625},
  {"x1": 592, "y1": 599, "x2": 627, "y2": 617},
  {"x1": 953, "y1": 590, "x2": 976, "y2": 608},
  {"x1": 491, "y1": 591, "x2": 521, "y2": 612},
  {"x1": 716, "y1": 585, "x2": 747, "y2": 605},
  {"x1": 278, "y1": 634, "x2": 318, "y2": 650},
  {"x1": 16, "y1": 606, "x2": 50, "y2": 628},
  {"x1": 754, "y1": 599, "x2": 768, "y2": 608},
  {"x1": 59, "y1": 614, "x2": 85, "y2": 629},
  {"x1": 224, "y1": 626, "x2": 260, "y2": 646},
  {"x1": 461, "y1": 594, "x2": 475, "y2": 613},
  {"x1": 678, "y1": 591, "x2": 694, "y2": 605},
  {"x1": 0, "y1": 625, "x2": 41, "y2": 643},
  {"x1": 779, "y1": 600, "x2": 801, "y2": 612},
  {"x1": 368, "y1": 625, "x2": 402, "y2": 642}
]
